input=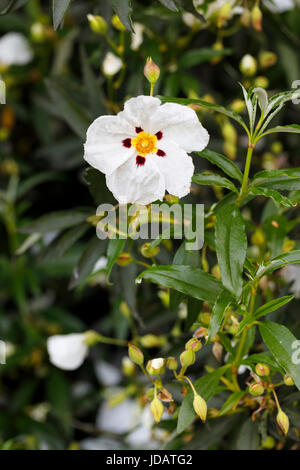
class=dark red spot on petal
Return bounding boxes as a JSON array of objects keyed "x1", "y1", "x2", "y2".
[
  {"x1": 156, "y1": 131, "x2": 163, "y2": 140},
  {"x1": 135, "y1": 127, "x2": 143, "y2": 133},
  {"x1": 136, "y1": 155, "x2": 146, "y2": 167},
  {"x1": 122, "y1": 138, "x2": 131, "y2": 148},
  {"x1": 157, "y1": 149, "x2": 166, "y2": 157}
]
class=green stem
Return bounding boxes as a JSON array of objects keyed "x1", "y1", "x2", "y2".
[
  {"x1": 237, "y1": 145, "x2": 254, "y2": 206},
  {"x1": 97, "y1": 335, "x2": 128, "y2": 346}
]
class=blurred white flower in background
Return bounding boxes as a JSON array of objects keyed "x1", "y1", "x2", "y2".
[
  {"x1": 102, "y1": 52, "x2": 122, "y2": 76},
  {"x1": 182, "y1": 12, "x2": 202, "y2": 28},
  {"x1": 92, "y1": 256, "x2": 108, "y2": 273},
  {"x1": 281, "y1": 265, "x2": 300, "y2": 298},
  {"x1": 94, "y1": 360, "x2": 122, "y2": 386},
  {"x1": 84, "y1": 95, "x2": 209, "y2": 204},
  {"x1": 47, "y1": 333, "x2": 88, "y2": 370},
  {"x1": 263, "y1": 0, "x2": 295, "y2": 12},
  {"x1": 97, "y1": 398, "x2": 141, "y2": 434},
  {"x1": 131, "y1": 22, "x2": 144, "y2": 50},
  {"x1": 0, "y1": 32, "x2": 33, "y2": 67}
]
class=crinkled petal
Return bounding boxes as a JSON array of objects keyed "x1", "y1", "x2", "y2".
[
  {"x1": 84, "y1": 115, "x2": 135, "y2": 175},
  {"x1": 153, "y1": 140, "x2": 194, "y2": 198},
  {"x1": 119, "y1": 95, "x2": 161, "y2": 132},
  {"x1": 106, "y1": 156, "x2": 165, "y2": 204},
  {"x1": 150, "y1": 102, "x2": 209, "y2": 153}
]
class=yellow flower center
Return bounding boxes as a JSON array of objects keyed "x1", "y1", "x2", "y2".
[{"x1": 132, "y1": 131, "x2": 158, "y2": 156}]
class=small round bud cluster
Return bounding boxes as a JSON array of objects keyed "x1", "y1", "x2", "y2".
[
  {"x1": 255, "y1": 363, "x2": 270, "y2": 377},
  {"x1": 249, "y1": 382, "x2": 264, "y2": 396}
]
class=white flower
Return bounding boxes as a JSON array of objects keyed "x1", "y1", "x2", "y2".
[
  {"x1": 281, "y1": 265, "x2": 300, "y2": 298},
  {"x1": 182, "y1": 12, "x2": 202, "y2": 28},
  {"x1": 92, "y1": 256, "x2": 108, "y2": 273},
  {"x1": 263, "y1": 0, "x2": 295, "y2": 12},
  {"x1": 94, "y1": 360, "x2": 121, "y2": 386},
  {"x1": 0, "y1": 32, "x2": 33, "y2": 67},
  {"x1": 102, "y1": 52, "x2": 122, "y2": 76},
  {"x1": 96, "y1": 398, "x2": 141, "y2": 434},
  {"x1": 131, "y1": 22, "x2": 144, "y2": 50},
  {"x1": 47, "y1": 333, "x2": 88, "y2": 370},
  {"x1": 151, "y1": 358, "x2": 165, "y2": 370},
  {"x1": 84, "y1": 95, "x2": 209, "y2": 204}
]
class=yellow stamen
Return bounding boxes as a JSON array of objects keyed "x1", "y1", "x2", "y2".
[{"x1": 132, "y1": 131, "x2": 158, "y2": 156}]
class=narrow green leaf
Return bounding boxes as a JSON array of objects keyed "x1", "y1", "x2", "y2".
[
  {"x1": 138, "y1": 265, "x2": 223, "y2": 303},
  {"x1": 158, "y1": 0, "x2": 178, "y2": 11},
  {"x1": 261, "y1": 124, "x2": 300, "y2": 137},
  {"x1": 192, "y1": 173, "x2": 238, "y2": 193},
  {"x1": 254, "y1": 295, "x2": 295, "y2": 319},
  {"x1": 259, "y1": 321, "x2": 300, "y2": 390},
  {"x1": 179, "y1": 48, "x2": 231, "y2": 68},
  {"x1": 218, "y1": 391, "x2": 245, "y2": 417},
  {"x1": 53, "y1": 0, "x2": 71, "y2": 30},
  {"x1": 208, "y1": 289, "x2": 233, "y2": 340},
  {"x1": 19, "y1": 209, "x2": 92, "y2": 234},
  {"x1": 185, "y1": 297, "x2": 202, "y2": 330},
  {"x1": 215, "y1": 204, "x2": 247, "y2": 298},
  {"x1": 106, "y1": 238, "x2": 126, "y2": 278},
  {"x1": 197, "y1": 149, "x2": 243, "y2": 183},
  {"x1": 69, "y1": 237, "x2": 107, "y2": 288},
  {"x1": 247, "y1": 186, "x2": 297, "y2": 208},
  {"x1": 256, "y1": 250, "x2": 300, "y2": 278}
]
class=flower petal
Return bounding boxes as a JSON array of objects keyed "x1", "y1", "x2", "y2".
[
  {"x1": 47, "y1": 334, "x2": 88, "y2": 370},
  {"x1": 106, "y1": 156, "x2": 165, "y2": 204},
  {"x1": 119, "y1": 95, "x2": 161, "y2": 132},
  {"x1": 150, "y1": 103, "x2": 209, "y2": 153},
  {"x1": 84, "y1": 115, "x2": 135, "y2": 175},
  {"x1": 153, "y1": 140, "x2": 194, "y2": 198}
]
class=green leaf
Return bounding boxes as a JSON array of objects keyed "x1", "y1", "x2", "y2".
[
  {"x1": 19, "y1": 209, "x2": 92, "y2": 234},
  {"x1": 179, "y1": 48, "x2": 231, "y2": 68},
  {"x1": 241, "y1": 352, "x2": 282, "y2": 373},
  {"x1": 80, "y1": 46, "x2": 106, "y2": 117},
  {"x1": 17, "y1": 172, "x2": 62, "y2": 199},
  {"x1": 218, "y1": 391, "x2": 245, "y2": 417},
  {"x1": 247, "y1": 186, "x2": 297, "y2": 208},
  {"x1": 256, "y1": 250, "x2": 300, "y2": 278},
  {"x1": 106, "y1": 238, "x2": 126, "y2": 278},
  {"x1": 215, "y1": 204, "x2": 247, "y2": 298},
  {"x1": 138, "y1": 265, "x2": 223, "y2": 303},
  {"x1": 185, "y1": 297, "x2": 202, "y2": 330},
  {"x1": 208, "y1": 289, "x2": 233, "y2": 340},
  {"x1": 109, "y1": 0, "x2": 133, "y2": 31},
  {"x1": 253, "y1": 168, "x2": 300, "y2": 180},
  {"x1": 52, "y1": 0, "x2": 71, "y2": 30},
  {"x1": 84, "y1": 168, "x2": 114, "y2": 205},
  {"x1": 197, "y1": 149, "x2": 243, "y2": 183},
  {"x1": 177, "y1": 366, "x2": 228, "y2": 433},
  {"x1": 158, "y1": 0, "x2": 178, "y2": 11},
  {"x1": 192, "y1": 173, "x2": 238, "y2": 193},
  {"x1": 45, "y1": 78, "x2": 91, "y2": 139},
  {"x1": 69, "y1": 237, "x2": 107, "y2": 288},
  {"x1": 0, "y1": 0, "x2": 28, "y2": 15},
  {"x1": 234, "y1": 418, "x2": 259, "y2": 450},
  {"x1": 252, "y1": 169, "x2": 300, "y2": 191},
  {"x1": 259, "y1": 321, "x2": 300, "y2": 390},
  {"x1": 158, "y1": 96, "x2": 249, "y2": 135},
  {"x1": 254, "y1": 295, "x2": 295, "y2": 319},
  {"x1": 261, "y1": 124, "x2": 300, "y2": 137}
]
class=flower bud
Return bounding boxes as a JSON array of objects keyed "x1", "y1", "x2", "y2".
[
  {"x1": 84, "y1": 330, "x2": 101, "y2": 346},
  {"x1": 193, "y1": 327, "x2": 208, "y2": 339},
  {"x1": 116, "y1": 252, "x2": 133, "y2": 266},
  {"x1": 185, "y1": 338, "x2": 202, "y2": 352},
  {"x1": 112, "y1": 14, "x2": 127, "y2": 31},
  {"x1": 128, "y1": 343, "x2": 144, "y2": 365},
  {"x1": 140, "y1": 242, "x2": 160, "y2": 258},
  {"x1": 261, "y1": 436, "x2": 276, "y2": 449},
  {"x1": 284, "y1": 374, "x2": 294, "y2": 386},
  {"x1": 217, "y1": 2, "x2": 232, "y2": 28},
  {"x1": 150, "y1": 397, "x2": 164, "y2": 423},
  {"x1": 199, "y1": 313, "x2": 210, "y2": 325},
  {"x1": 180, "y1": 348, "x2": 195, "y2": 368},
  {"x1": 87, "y1": 14, "x2": 108, "y2": 34},
  {"x1": 30, "y1": 22, "x2": 46, "y2": 42},
  {"x1": 166, "y1": 357, "x2": 178, "y2": 370},
  {"x1": 140, "y1": 334, "x2": 166, "y2": 348},
  {"x1": 255, "y1": 363, "x2": 270, "y2": 377},
  {"x1": 240, "y1": 8, "x2": 251, "y2": 27},
  {"x1": 223, "y1": 141, "x2": 236, "y2": 161},
  {"x1": 276, "y1": 409, "x2": 289, "y2": 435},
  {"x1": 259, "y1": 51, "x2": 277, "y2": 69},
  {"x1": 240, "y1": 54, "x2": 257, "y2": 77},
  {"x1": 122, "y1": 357, "x2": 136, "y2": 376},
  {"x1": 254, "y1": 76, "x2": 269, "y2": 89},
  {"x1": 211, "y1": 40, "x2": 223, "y2": 65},
  {"x1": 282, "y1": 239, "x2": 295, "y2": 253},
  {"x1": 212, "y1": 342, "x2": 223, "y2": 362},
  {"x1": 251, "y1": 228, "x2": 265, "y2": 247},
  {"x1": 251, "y1": 5, "x2": 262, "y2": 31},
  {"x1": 249, "y1": 382, "x2": 265, "y2": 396},
  {"x1": 102, "y1": 52, "x2": 122, "y2": 76},
  {"x1": 222, "y1": 121, "x2": 237, "y2": 145},
  {"x1": 230, "y1": 99, "x2": 245, "y2": 114},
  {"x1": 212, "y1": 264, "x2": 221, "y2": 279},
  {"x1": 193, "y1": 394, "x2": 207, "y2": 422},
  {"x1": 146, "y1": 358, "x2": 166, "y2": 376},
  {"x1": 144, "y1": 57, "x2": 160, "y2": 85}
]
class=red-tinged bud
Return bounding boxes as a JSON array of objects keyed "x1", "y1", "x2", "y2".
[
  {"x1": 116, "y1": 252, "x2": 133, "y2": 266},
  {"x1": 144, "y1": 57, "x2": 160, "y2": 85},
  {"x1": 212, "y1": 342, "x2": 223, "y2": 362},
  {"x1": 276, "y1": 409, "x2": 289, "y2": 435},
  {"x1": 185, "y1": 338, "x2": 202, "y2": 352},
  {"x1": 284, "y1": 374, "x2": 294, "y2": 386},
  {"x1": 193, "y1": 394, "x2": 207, "y2": 422},
  {"x1": 259, "y1": 51, "x2": 277, "y2": 69},
  {"x1": 140, "y1": 242, "x2": 160, "y2": 258},
  {"x1": 150, "y1": 397, "x2": 164, "y2": 423},
  {"x1": 251, "y1": 5, "x2": 263, "y2": 31},
  {"x1": 128, "y1": 343, "x2": 144, "y2": 366},
  {"x1": 255, "y1": 363, "x2": 270, "y2": 377},
  {"x1": 249, "y1": 382, "x2": 265, "y2": 396}
]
